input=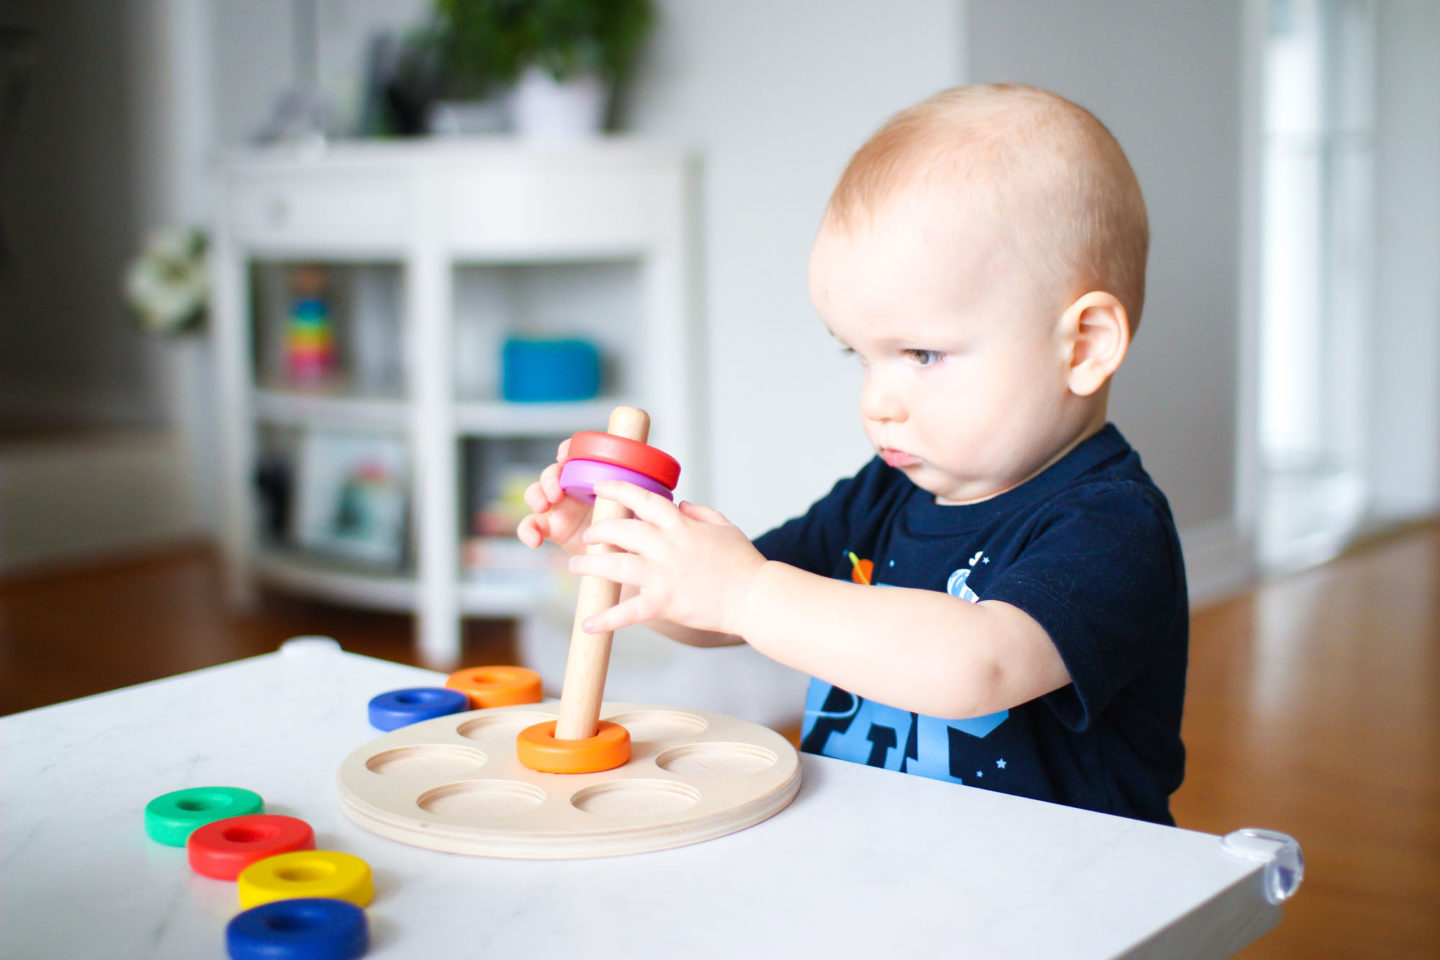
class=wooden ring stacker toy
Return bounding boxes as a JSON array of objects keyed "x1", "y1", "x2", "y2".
[
  {"x1": 515, "y1": 407, "x2": 669, "y2": 775},
  {"x1": 335, "y1": 406, "x2": 801, "y2": 859}
]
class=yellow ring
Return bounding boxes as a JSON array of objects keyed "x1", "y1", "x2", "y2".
[
  {"x1": 516, "y1": 720, "x2": 630, "y2": 774},
  {"x1": 236, "y1": 850, "x2": 373, "y2": 909}
]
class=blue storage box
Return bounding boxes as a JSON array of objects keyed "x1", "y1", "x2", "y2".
[{"x1": 501, "y1": 337, "x2": 602, "y2": 402}]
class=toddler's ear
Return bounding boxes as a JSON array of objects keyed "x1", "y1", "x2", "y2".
[{"x1": 1062, "y1": 291, "x2": 1130, "y2": 397}]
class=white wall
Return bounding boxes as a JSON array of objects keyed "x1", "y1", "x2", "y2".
[
  {"x1": 624, "y1": 0, "x2": 966, "y2": 536},
  {"x1": 966, "y1": 0, "x2": 1251, "y2": 598},
  {"x1": 1370, "y1": 0, "x2": 1440, "y2": 520}
]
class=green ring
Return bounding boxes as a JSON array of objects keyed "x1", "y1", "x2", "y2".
[{"x1": 144, "y1": 787, "x2": 264, "y2": 846}]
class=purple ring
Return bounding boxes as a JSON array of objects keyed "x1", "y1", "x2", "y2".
[{"x1": 560, "y1": 459, "x2": 675, "y2": 505}]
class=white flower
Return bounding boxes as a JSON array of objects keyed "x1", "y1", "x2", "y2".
[{"x1": 123, "y1": 225, "x2": 208, "y2": 335}]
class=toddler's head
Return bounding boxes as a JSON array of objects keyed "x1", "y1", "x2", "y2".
[
  {"x1": 821, "y1": 83, "x2": 1149, "y2": 331},
  {"x1": 809, "y1": 85, "x2": 1150, "y2": 503}
]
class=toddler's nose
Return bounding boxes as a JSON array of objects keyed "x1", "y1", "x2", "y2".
[{"x1": 860, "y1": 370, "x2": 906, "y2": 423}]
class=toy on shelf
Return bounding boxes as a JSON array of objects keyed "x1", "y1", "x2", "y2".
[
  {"x1": 285, "y1": 264, "x2": 336, "y2": 384},
  {"x1": 337, "y1": 407, "x2": 801, "y2": 859},
  {"x1": 500, "y1": 335, "x2": 601, "y2": 403}
]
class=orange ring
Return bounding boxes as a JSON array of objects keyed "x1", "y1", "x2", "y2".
[
  {"x1": 515, "y1": 720, "x2": 631, "y2": 774},
  {"x1": 565, "y1": 432, "x2": 681, "y2": 490},
  {"x1": 445, "y1": 666, "x2": 543, "y2": 709}
]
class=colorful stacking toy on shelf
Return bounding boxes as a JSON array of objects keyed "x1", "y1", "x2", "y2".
[{"x1": 285, "y1": 264, "x2": 335, "y2": 384}]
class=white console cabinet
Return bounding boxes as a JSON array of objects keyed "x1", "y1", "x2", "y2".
[{"x1": 211, "y1": 141, "x2": 700, "y2": 667}]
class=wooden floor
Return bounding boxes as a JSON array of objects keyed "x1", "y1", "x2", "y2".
[{"x1": 3, "y1": 526, "x2": 1438, "y2": 958}]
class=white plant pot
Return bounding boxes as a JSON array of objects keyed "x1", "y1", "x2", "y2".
[
  {"x1": 509, "y1": 66, "x2": 607, "y2": 140},
  {"x1": 427, "y1": 97, "x2": 510, "y2": 137}
]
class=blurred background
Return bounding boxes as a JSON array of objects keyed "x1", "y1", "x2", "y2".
[
  {"x1": 2, "y1": 0, "x2": 1437, "y2": 704},
  {"x1": 4, "y1": 0, "x2": 1437, "y2": 601},
  {"x1": 2, "y1": 2, "x2": 1437, "y2": 956}
]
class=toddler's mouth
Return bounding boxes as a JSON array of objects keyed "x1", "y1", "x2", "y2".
[{"x1": 879, "y1": 447, "x2": 919, "y2": 469}]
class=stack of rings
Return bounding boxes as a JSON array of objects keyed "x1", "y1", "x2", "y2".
[{"x1": 559, "y1": 431, "x2": 681, "y2": 504}]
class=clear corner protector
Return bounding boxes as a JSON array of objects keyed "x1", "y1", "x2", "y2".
[{"x1": 1221, "y1": 828, "x2": 1304, "y2": 904}]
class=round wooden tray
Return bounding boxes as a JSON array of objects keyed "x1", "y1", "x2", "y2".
[{"x1": 337, "y1": 702, "x2": 801, "y2": 859}]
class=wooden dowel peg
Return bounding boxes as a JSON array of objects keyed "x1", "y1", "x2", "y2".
[{"x1": 552, "y1": 406, "x2": 650, "y2": 742}]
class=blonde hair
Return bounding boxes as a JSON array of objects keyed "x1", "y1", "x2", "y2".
[{"x1": 823, "y1": 84, "x2": 1150, "y2": 330}]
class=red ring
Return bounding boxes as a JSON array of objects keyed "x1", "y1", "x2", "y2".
[
  {"x1": 565, "y1": 432, "x2": 680, "y2": 490},
  {"x1": 187, "y1": 814, "x2": 316, "y2": 880}
]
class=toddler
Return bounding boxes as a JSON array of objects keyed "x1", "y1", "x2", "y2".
[{"x1": 519, "y1": 84, "x2": 1186, "y2": 826}]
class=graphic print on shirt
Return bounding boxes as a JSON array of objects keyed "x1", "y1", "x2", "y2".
[
  {"x1": 940, "y1": 551, "x2": 1009, "y2": 741},
  {"x1": 798, "y1": 549, "x2": 1009, "y2": 784}
]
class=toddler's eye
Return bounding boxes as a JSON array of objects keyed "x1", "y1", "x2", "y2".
[{"x1": 905, "y1": 349, "x2": 943, "y2": 366}]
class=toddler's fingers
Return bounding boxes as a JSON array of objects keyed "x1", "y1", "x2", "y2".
[
  {"x1": 523, "y1": 480, "x2": 552, "y2": 514},
  {"x1": 568, "y1": 549, "x2": 646, "y2": 584},
  {"x1": 584, "y1": 516, "x2": 664, "y2": 557},
  {"x1": 592, "y1": 480, "x2": 681, "y2": 528},
  {"x1": 678, "y1": 500, "x2": 730, "y2": 525},
  {"x1": 516, "y1": 514, "x2": 547, "y2": 548},
  {"x1": 582, "y1": 592, "x2": 653, "y2": 635},
  {"x1": 539, "y1": 461, "x2": 567, "y2": 503}
]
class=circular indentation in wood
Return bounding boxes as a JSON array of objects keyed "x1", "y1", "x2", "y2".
[
  {"x1": 456, "y1": 711, "x2": 556, "y2": 740},
  {"x1": 656, "y1": 741, "x2": 778, "y2": 777},
  {"x1": 364, "y1": 745, "x2": 486, "y2": 778},
  {"x1": 571, "y1": 779, "x2": 701, "y2": 818},
  {"x1": 418, "y1": 780, "x2": 547, "y2": 819},
  {"x1": 605, "y1": 709, "x2": 708, "y2": 741}
]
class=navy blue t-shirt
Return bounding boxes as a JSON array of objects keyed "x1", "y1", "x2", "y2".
[{"x1": 753, "y1": 424, "x2": 1187, "y2": 825}]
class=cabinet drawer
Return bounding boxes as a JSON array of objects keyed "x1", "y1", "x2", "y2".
[
  {"x1": 226, "y1": 170, "x2": 411, "y2": 247},
  {"x1": 446, "y1": 166, "x2": 669, "y2": 254}
]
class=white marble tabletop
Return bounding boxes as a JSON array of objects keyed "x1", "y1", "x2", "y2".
[{"x1": 0, "y1": 640, "x2": 1286, "y2": 959}]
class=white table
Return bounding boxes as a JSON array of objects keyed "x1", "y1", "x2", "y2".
[{"x1": 0, "y1": 642, "x2": 1293, "y2": 959}]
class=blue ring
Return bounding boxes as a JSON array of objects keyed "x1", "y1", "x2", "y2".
[
  {"x1": 226, "y1": 898, "x2": 368, "y2": 960},
  {"x1": 367, "y1": 686, "x2": 469, "y2": 731}
]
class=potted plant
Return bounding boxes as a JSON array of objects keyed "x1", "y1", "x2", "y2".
[
  {"x1": 423, "y1": 0, "x2": 526, "y2": 134},
  {"x1": 430, "y1": 0, "x2": 655, "y2": 138}
]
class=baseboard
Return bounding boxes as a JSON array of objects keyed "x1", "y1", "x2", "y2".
[
  {"x1": 1180, "y1": 516, "x2": 1256, "y2": 609},
  {"x1": 0, "y1": 429, "x2": 203, "y2": 575}
]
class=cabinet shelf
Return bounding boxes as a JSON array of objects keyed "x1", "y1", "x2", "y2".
[
  {"x1": 253, "y1": 392, "x2": 637, "y2": 438},
  {"x1": 254, "y1": 388, "x2": 408, "y2": 432},
  {"x1": 453, "y1": 398, "x2": 635, "y2": 436},
  {"x1": 255, "y1": 548, "x2": 551, "y2": 618}
]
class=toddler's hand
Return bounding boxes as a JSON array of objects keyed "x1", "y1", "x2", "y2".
[
  {"x1": 515, "y1": 439, "x2": 590, "y2": 555},
  {"x1": 568, "y1": 481, "x2": 765, "y2": 637}
]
